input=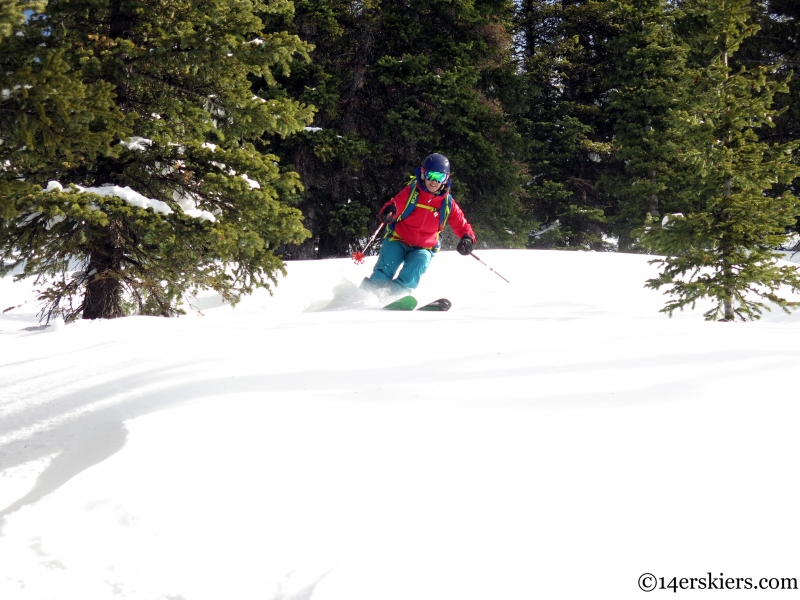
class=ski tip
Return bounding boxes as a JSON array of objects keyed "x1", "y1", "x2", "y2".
[
  {"x1": 418, "y1": 298, "x2": 451, "y2": 311},
  {"x1": 382, "y1": 295, "x2": 418, "y2": 310}
]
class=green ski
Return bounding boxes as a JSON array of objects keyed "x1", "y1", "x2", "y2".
[{"x1": 382, "y1": 295, "x2": 418, "y2": 310}]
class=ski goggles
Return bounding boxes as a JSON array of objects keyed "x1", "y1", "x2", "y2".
[{"x1": 424, "y1": 170, "x2": 448, "y2": 183}]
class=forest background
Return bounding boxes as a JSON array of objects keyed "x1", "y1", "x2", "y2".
[
  {"x1": 1, "y1": 0, "x2": 799, "y2": 321},
  {"x1": 271, "y1": 0, "x2": 800, "y2": 258}
]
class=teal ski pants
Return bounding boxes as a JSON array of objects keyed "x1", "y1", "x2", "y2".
[{"x1": 366, "y1": 238, "x2": 432, "y2": 291}]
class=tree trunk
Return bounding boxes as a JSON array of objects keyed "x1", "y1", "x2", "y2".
[
  {"x1": 81, "y1": 221, "x2": 125, "y2": 319},
  {"x1": 646, "y1": 107, "x2": 658, "y2": 218},
  {"x1": 109, "y1": 0, "x2": 136, "y2": 108},
  {"x1": 314, "y1": 10, "x2": 374, "y2": 258},
  {"x1": 721, "y1": 175, "x2": 734, "y2": 320},
  {"x1": 341, "y1": 13, "x2": 373, "y2": 135},
  {"x1": 649, "y1": 168, "x2": 659, "y2": 218}
]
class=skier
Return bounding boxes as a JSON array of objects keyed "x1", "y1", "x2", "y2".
[{"x1": 361, "y1": 153, "x2": 476, "y2": 298}]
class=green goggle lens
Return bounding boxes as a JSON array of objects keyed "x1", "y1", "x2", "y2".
[{"x1": 425, "y1": 170, "x2": 448, "y2": 183}]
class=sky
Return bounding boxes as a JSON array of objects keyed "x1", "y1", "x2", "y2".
[{"x1": 1, "y1": 249, "x2": 799, "y2": 600}]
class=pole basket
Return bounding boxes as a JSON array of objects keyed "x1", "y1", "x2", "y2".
[{"x1": 351, "y1": 222, "x2": 385, "y2": 265}]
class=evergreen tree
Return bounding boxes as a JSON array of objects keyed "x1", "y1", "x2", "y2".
[
  {"x1": 644, "y1": 0, "x2": 800, "y2": 321},
  {"x1": 0, "y1": 0, "x2": 314, "y2": 321},
  {"x1": 736, "y1": 0, "x2": 800, "y2": 236},
  {"x1": 603, "y1": 0, "x2": 687, "y2": 251},
  {"x1": 269, "y1": 0, "x2": 529, "y2": 258},
  {"x1": 262, "y1": 0, "x2": 373, "y2": 258},
  {"x1": 0, "y1": 0, "x2": 121, "y2": 208},
  {"x1": 516, "y1": 0, "x2": 622, "y2": 250},
  {"x1": 1, "y1": 0, "x2": 40, "y2": 40}
]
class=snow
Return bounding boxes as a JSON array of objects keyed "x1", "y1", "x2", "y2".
[
  {"x1": 80, "y1": 185, "x2": 173, "y2": 215},
  {"x1": 45, "y1": 181, "x2": 173, "y2": 216},
  {"x1": 45, "y1": 181, "x2": 217, "y2": 222},
  {"x1": 119, "y1": 137, "x2": 154, "y2": 152},
  {"x1": 1, "y1": 85, "x2": 32, "y2": 100},
  {"x1": 240, "y1": 174, "x2": 260, "y2": 189},
  {"x1": 171, "y1": 190, "x2": 216, "y2": 223},
  {"x1": 1, "y1": 250, "x2": 799, "y2": 600}
]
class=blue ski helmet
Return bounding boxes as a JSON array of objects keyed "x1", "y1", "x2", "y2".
[{"x1": 422, "y1": 153, "x2": 451, "y2": 175}]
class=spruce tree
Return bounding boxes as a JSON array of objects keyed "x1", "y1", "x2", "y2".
[
  {"x1": 1, "y1": 0, "x2": 40, "y2": 40},
  {"x1": 516, "y1": 0, "x2": 623, "y2": 250},
  {"x1": 603, "y1": 0, "x2": 687, "y2": 251},
  {"x1": 0, "y1": 0, "x2": 314, "y2": 321},
  {"x1": 736, "y1": 0, "x2": 800, "y2": 238},
  {"x1": 262, "y1": 0, "x2": 373, "y2": 258},
  {"x1": 644, "y1": 0, "x2": 800, "y2": 321},
  {"x1": 0, "y1": 0, "x2": 121, "y2": 209}
]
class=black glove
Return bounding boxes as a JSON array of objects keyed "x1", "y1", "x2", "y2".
[
  {"x1": 379, "y1": 205, "x2": 397, "y2": 224},
  {"x1": 457, "y1": 235, "x2": 474, "y2": 256}
]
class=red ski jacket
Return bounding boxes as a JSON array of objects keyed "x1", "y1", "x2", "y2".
[{"x1": 381, "y1": 180, "x2": 476, "y2": 251}]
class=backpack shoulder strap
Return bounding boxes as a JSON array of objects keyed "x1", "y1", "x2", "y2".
[
  {"x1": 396, "y1": 182, "x2": 420, "y2": 223},
  {"x1": 438, "y1": 194, "x2": 453, "y2": 231},
  {"x1": 385, "y1": 181, "x2": 419, "y2": 238}
]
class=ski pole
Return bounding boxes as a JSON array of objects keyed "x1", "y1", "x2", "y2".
[
  {"x1": 470, "y1": 251, "x2": 510, "y2": 283},
  {"x1": 351, "y1": 222, "x2": 385, "y2": 264}
]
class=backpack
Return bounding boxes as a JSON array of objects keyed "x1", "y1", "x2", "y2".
[{"x1": 386, "y1": 177, "x2": 453, "y2": 251}]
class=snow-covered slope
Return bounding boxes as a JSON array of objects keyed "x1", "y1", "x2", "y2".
[{"x1": 1, "y1": 250, "x2": 799, "y2": 600}]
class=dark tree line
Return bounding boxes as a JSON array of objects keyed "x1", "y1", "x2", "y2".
[{"x1": 265, "y1": 0, "x2": 800, "y2": 259}]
